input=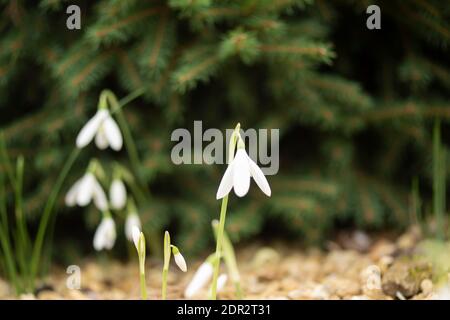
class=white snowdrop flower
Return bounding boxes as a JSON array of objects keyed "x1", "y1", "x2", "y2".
[
  {"x1": 93, "y1": 217, "x2": 116, "y2": 251},
  {"x1": 216, "y1": 139, "x2": 271, "y2": 199},
  {"x1": 65, "y1": 173, "x2": 108, "y2": 210},
  {"x1": 76, "y1": 109, "x2": 123, "y2": 151},
  {"x1": 216, "y1": 274, "x2": 228, "y2": 292},
  {"x1": 184, "y1": 261, "x2": 214, "y2": 298},
  {"x1": 110, "y1": 178, "x2": 127, "y2": 210},
  {"x1": 172, "y1": 246, "x2": 187, "y2": 272},
  {"x1": 125, "y1": 213, "x2": 142, "y2": 242}
]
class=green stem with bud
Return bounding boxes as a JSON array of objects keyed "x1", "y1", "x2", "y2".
[{"x1": 162, "y1": 231, "x2": 171, "y2": 300}]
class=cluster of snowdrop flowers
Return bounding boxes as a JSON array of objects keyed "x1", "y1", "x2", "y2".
[{"x1": 66, "y1": 91, "x2": 142, "y2": 252}]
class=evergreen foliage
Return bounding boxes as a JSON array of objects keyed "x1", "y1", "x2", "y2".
[{"x1": 0, "y1": 0, "x2": 449, "y2": 257}]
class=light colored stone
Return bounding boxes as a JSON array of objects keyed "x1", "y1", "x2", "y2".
[
  {"x1": 420, "y1": 279, "x2": 433, "y2": 295},
  {"x1": 0, "y1": 278, "x2": 10, "y2": 297},
  {"x1": 323, "y1": 276, "x2": 360, "y2": 297},
  {"x1": 38, "y1": 291, "x2": 63, "y2": 300}
]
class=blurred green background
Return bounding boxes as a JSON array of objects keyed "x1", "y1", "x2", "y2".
[{"x1": 0, "y1": 0, "x2": 449, "y2": 265}]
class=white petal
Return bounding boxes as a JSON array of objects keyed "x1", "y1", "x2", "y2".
[
  {"x1": 92, "y1": 179, "x2": 108, "y2": 211},
  {"x1": 93, "y1": 217, "x2": 116, "y2": 251},
  {"x1": 232, "y1": 149, "x2": 251, "y2": 197},
  {"x1": 95, "y1": 128, "x2": 109, "y2": 150},
  {"x1": 184, "y1": 262, "x2": 213, "y2": 298},
  {"x1": 76, "y1": 173, "x2": 95, "y2": 206},
  {"x1": 217, "y1": 274, "x2": 228, "y2": 292},
  {"x1": 216, "y1": 161, "x2": 235, "y2": 199},
  {"x1": 247, "y1": 155, "x2": 271, "y2": 196},
  {"x1": 131, "y1": 226, "x2": 141, "y2": 250},
  {"x1": 110, "y1": 179, "x2": 127, "y2": 210},
  {"x1": 174, "y1": 253, "x2": 187, "y2": 272},
  {"x1": 126, "y1": 214, "x2": 142, "y2": 242},
  {"x1": 76, "y1": 110, "x2": 108, "y2": 149},
  {"x1": 102, "y1": 115, "x2": 123, "y2": 151},
  {"x1": 65, "y1": 179, "x2": 81, "y2": 207}
]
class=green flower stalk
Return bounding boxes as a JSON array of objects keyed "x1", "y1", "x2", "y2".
[
  {"x1": 211, "y1": 123, "x2": 272, "y2": 299},
  {"x1": 212, "y1": 220, "x2": 243, "y2": 299},
  {"x1": 131, "y1": 227, "x2": 147, "y2": 300},
  {"x1": 162, "y1": 231, "x2": 187, "y2": 300}
]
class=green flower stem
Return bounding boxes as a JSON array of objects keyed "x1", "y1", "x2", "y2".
[
  {"x1": 210, "y1": 195, "x2": 229, "y2": 300},
  {"x1": 210, "y1": 123, "x2": 240, "y2": 300},
  {"x1": 104, "y1": 89, "x2": 162, "y2": 257},
  {"x1": 103, "y1": 90, "x2": 148, "y2": 195},
  {"x1": 140, "y1": 269, "x2": 147, "y2": 300},
  {"x1": 212, "y1": 220, "x2": 243, "y2": 299},
  {"x1": 162, "y1": 231, "x2": 171, "y2": 300},
  {"x1": 161, "y1": 268, "x2": 168, "y2": 300}
]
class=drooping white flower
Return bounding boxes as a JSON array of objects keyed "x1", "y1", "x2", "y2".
[
  {"x1": 172, "y1": 246, "x2": 187, "y2": 272},
  {"x1": 93, "y1": 217, "x2": 116, "y2": 251},
  {"x1": 65, "y1": 172, "x2": 108, "y2": 210},
  {"x1": 110, "y1": 178, "x2": 127, "y2": 210},
  {"x1": 125, "y1": 213, "x2": 142, "y2": 242},
  {"x1": 184, "y1": 261, "x2": 214, "y2": 298},
  {"x1": 76, "y1": 109, "x2": 123, "y2": 151},
  {"x1": 216, "y1": 145, "x2": 271, "y2": 199}
]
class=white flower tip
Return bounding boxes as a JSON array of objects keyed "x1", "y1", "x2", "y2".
[
  {"x1": 234, "y1": 189, "x2": 247, "y2": 197},
  {"x1": 216, "y1": 191, "x2": 225, "y2": 200},
  {"x1": 174, "y1": 252, "x2": 187, "y2": 272},
  {"x1": 217, "y1": 274, "x2": 228, "y2": 292},
  {"x1": 132, "y1": 226, "x2": 141, "y2": 249}
]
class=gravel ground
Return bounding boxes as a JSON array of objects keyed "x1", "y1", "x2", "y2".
[{"x1": 1, "y1": 228, "x2": 449, "y2": 300}]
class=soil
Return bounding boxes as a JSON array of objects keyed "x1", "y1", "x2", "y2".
[{"x1": 0, "y1": 228, "x2": 448, "y2": 300}]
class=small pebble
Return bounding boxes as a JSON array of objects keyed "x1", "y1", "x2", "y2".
[{"x1": 420, "y1": 279, "x2": 433, "y2": 295}]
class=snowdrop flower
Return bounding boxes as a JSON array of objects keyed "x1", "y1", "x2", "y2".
[
  {"x1": 110, "y1": 178, "x2": 127, "y2": 210},
  {"x1": 216, "y1": 137, "x2": 271, "y2": 199},
  {"x1": 125, "y1": 213, "x2": 142, "y2": 242},
  {"x1": 172, "y1": 245, "x2": 187, "y2": 272},
  {"x1": 184, "y1": 261, "x2": 214, "y2": 298},
  {"x1": 76, "y1": 108, "x2": 123, "y2": 151},
  {"x1": 65, "y1": 172, "x2": 108, "y2": 210},
  {"x1": 93, "y1": 216, "x2": 116, "y2": 251}
]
